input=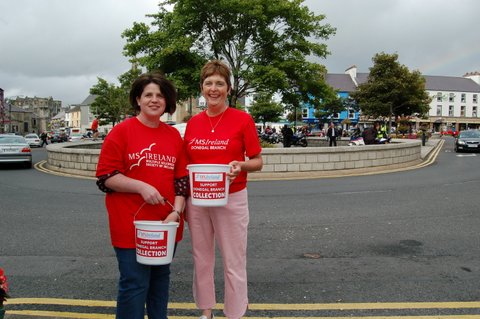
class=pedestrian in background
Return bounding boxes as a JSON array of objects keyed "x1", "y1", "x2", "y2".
[
  {"x1": 40, "y1": 131, "x2": 49, "y2": 147},
  {"x1": 95, "y1": 72, "x2": 189, "y2": 319},
  {"x1": 362, "y1": 121, "x2": 380, "y2": 145},
  {"x1": 326, "y1": 122, "x2": 338, "y2": 147},
  {"x1": 183, "y1": 60, "x2": 263, "y2": 319},
  {"x1": 281, "y1": 124, "x2": 293, "y2": 147},
  {"x1": 91, "y1": 117, "x2": 99, "y2": 141}
]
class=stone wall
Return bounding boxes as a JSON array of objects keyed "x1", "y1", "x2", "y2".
[
  {"x1": 45, "y1": 142, "x2": 100, "y2": 178},
  {"x1": 253, "y1": 138, "x2": 421, "y2": 179},
  {"x1": 45, "y1": 139, "x2": 422, "y2": 179}
]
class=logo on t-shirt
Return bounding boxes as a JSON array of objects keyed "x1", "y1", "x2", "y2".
[
  {"x1": 128, "y1": 143, "x2": 177, "y2": 170},
  {"x1": 188, "y1": 137, "x2": 230, "y2": 150}
]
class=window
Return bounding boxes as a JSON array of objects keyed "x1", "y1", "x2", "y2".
[
  {"x1": 461, "y1": 93, "x2": 466, "y2": 103},
  {"x1": 348, "y1": 109, "x2": 355, "y2": 119},
  {"x1": 333, "y1": 112, "x2": 339, "y2": 119},
  {"x1": 302, "y1": 108, "x2": 308, "y2": 118},
  {"x1": 436, "y1": 105, "x2": 442, "y2": 116},
  {"x1": 449, "y1": 105, "x2": 454, "y2": 116},
  {"x1": 473, "y1": 106, "x2": 477, "y2": 117},
  {"x1": 449, "y1": 93, "x2": 455, "y2": 102},
  {"x1": 437, "y1": 92, "x2": 442, "y2": 102},
  {"x1": 461, "y1": 106, "x2": 465, "y2": 117},
  {"x1": 474, "y1": 94, "x2": 478, "y2": 103}
]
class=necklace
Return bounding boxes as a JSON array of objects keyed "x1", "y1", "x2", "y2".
[{"x1": 207, "y1": 107, "x2": 227, "y2": 133}]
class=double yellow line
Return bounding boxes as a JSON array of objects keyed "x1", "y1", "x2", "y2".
[{"x1": 6, "y1": 298, "x2": 480, "y2": 319}]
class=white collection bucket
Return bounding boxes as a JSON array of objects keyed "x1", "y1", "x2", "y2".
[
  {"x1": 133, "y1": 221, "x2": 178, "y2": 265},
  {"x1": 187, "y1": 164, "x2": 231, "y2": 207}
]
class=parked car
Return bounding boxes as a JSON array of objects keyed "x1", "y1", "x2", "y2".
[
  {"x1": 441, "y1": 129, "x2": 458, "y2": 137},
  {"x1": 0, "y1": 134, "x2": 32, "y2": 168},
  {"x1": 24, "y1": 133, "x2": 42, "y2": 147},
  {"x1": 68, "y1": 133, "x2": 84, "y2": 142},
  {"x1": 173, "y1": 123, "x2": 187, "y2": 138},
  {"x1": 50, "y1": 132, "x2": 68, "y2": 143},
  {"x1": 454, "y1": 129, "x2": 480, "y2": 153}
]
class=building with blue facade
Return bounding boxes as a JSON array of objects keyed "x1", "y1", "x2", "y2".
[
  {"x1": 301, "y1": 66, "x2": 361, "y2": 130},
  {"x1": 302, "y1": 65, "x2": 480, "y2": 132}
]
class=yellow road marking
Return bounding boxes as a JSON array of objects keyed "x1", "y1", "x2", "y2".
[
  {"x1": 6, "y1": 310, "x2": 480, "y2": 319},
  {"x1": 7, "y1": 298, "x2": 480, "y2": 310},
  {"x1": 7, "y1": 310, "x2": 114, "y2": 318},
  {"x1": 7, "y1": 297, "x2": 480, "y2": 319}
]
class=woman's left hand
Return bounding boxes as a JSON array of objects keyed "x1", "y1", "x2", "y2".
[
  {"x1": 163, "y1": 211, "x2": 180, "y2": 223},
  {"x1": 228, "y1": 160, "x2": 242, "y2": 182}
]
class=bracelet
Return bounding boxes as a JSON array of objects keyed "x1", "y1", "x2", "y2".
[{"x1": 171, "y1": 210, "x2": 181, "y2": 220}]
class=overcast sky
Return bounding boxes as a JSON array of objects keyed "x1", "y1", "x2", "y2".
[{"x1": 1, "y1": 0, "x2": 479, "y2": 107}]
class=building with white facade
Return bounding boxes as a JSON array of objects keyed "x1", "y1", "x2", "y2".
[
  {"x1": 321, "y1": 66, "x2": 480, "y2": 132},
  {"x1": 426, "y1": 72, "x2": 480, "y2": 132}
]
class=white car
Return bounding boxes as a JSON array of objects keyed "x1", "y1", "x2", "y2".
[
  {"x1": 24, "y1": 133, "x2": 42, "y2": 147},
  {"x1": 68, "y1": 133, "x2": 84, "y2": 142},
  {"x1": 173, "y1": 123, "x2": 187, "y2": 138}
]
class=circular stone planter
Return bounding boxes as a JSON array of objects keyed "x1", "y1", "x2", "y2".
[{"x1": 45, "y1": 138, "x2": 422, "y2": 180}]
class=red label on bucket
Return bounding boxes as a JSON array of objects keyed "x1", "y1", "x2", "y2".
[
  {"x1": 191, "y1": 171, "x2": 227, "y2": 200},
  {"x1": 135, "y1": 229, "x2": 169, "y2": 257}
]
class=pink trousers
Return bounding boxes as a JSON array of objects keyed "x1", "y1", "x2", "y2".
[{"x1": 187, "y1": 188, "x2": 249, "y2": 319}]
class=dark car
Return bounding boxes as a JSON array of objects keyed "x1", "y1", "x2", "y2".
[
  {"x1": 454, "y1": 129, "x2": 480, "y2": 152},
  {"x1": 50, "y1": 133, "x2": 68, "y2": 143}
]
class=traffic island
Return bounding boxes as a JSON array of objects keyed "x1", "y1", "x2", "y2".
[{"x1": 43, "y1": 139, "x2": 424, "y2": 180}]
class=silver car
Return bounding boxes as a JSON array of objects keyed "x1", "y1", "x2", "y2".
[{"x1": 0, "y1": 134, "x2": 33, "y2": 168}]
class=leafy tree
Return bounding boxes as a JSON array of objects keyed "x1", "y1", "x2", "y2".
[
  {"x1": 89, "y1": 78, "x2": 131, "y2": 127},
  {"x1": 249, "y1": 93, "x2": 284, "y2": 128},
  {"x1": 122, "y1": 0, "x2": 336, "y2": 110},
  {"x1": 350, "y1": 52, "x2": 431, "y2": 128},
  {"x1": 89, "y1": 68, "x2": 142, "y2": 127},
  {"x1": 313, "y1": 92, "x2": 352, "y2": 124},
  {"x1": 286, "y1": 106, "x2": 303, "y2": 122}
]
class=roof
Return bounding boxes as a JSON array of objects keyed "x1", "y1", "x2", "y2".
[
  {"x1": 52, "y1": 111, "x2": 65, "y2": 119},
  {"x1": 423, "y1": 75, "x2": 480, "y2": 92},
  {"x1": 79, "y1": 94, "x2": 98, "y2": 105},
  {"x1": 325, "y1": 74, "x2": 356, "y2": 92},
  {"x1": 330, "y1": 70, "x2": 480, "y2": 94},
  {"x1": 67, "y1": 105, "x2": 82, "y2": 112}
]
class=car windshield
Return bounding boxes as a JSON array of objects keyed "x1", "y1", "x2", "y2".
[
  {"x1": 0, "y1": 136, "x2": 26, "y2": 144},
  {"x1": 25, "y1": 134, "x2": 37, "y2": 138},
  {"x1": 459, "y1": 130, "x2": 480, "y2": 138}
]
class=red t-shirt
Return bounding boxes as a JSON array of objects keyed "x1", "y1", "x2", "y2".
[
  {"x1": 96, "y1": 117, "x2": 188, "y2": 248},
  {"x1": 91, "y1": 118, "x2": 99, "y2": 131},
  {"x1": 183, "y1": 107, "x2": 262, "y2": 193}
]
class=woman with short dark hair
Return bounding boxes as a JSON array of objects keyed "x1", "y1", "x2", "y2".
[{"x1": 96, "y1": 72, "x2": 188, "y2": 319}]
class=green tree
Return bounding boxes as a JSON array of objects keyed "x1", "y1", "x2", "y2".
[
  {"x1": 249, "y1": 93, "x2": 284, "y2": 128},
  {"x1": 89, "y1": 78, "x2": 131, "y2": 127},
  {"x1": 351, "y1": 52, "x2": 431, "y2": 128},
  {"x1": 122, "y1": 0, "x2": 335, "y2": 109},
  {"x1": 313, "y1": 92, "x2": 353, "y2": 124}
]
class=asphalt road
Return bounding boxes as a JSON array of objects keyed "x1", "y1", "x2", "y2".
[{"x1": 1, "y1": 137, "x2": 480, "y2": 318}]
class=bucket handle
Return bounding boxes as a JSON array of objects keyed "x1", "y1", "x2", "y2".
[{"x1": 134, "y1": 199, "x2": 175, "y2": 221}]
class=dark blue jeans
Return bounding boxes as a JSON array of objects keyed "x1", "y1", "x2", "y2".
[{"x1": 114, "y1": 248, "x2": 171, "y2": 319}]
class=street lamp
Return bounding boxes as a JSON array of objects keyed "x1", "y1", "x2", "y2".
[{"x1": 293, "y1": 84, "x2": 300, "y2": 133}]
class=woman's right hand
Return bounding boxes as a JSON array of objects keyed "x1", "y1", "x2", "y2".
[{"x1": 139, "y1": 182, "x2": 166, "y2": 206}]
